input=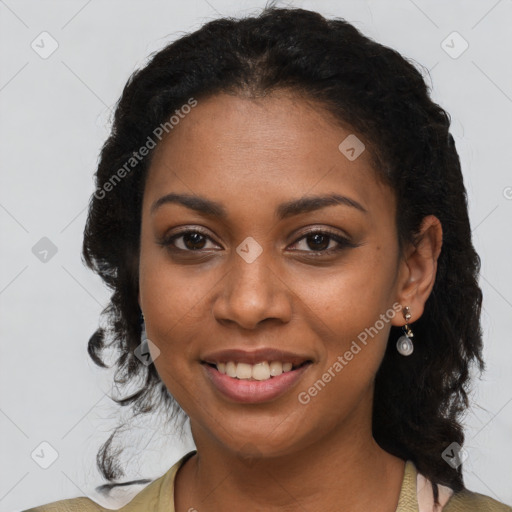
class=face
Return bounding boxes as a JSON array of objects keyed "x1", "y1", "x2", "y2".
[{"x1": 138, "y1": 91, "x2": 406, "y2": 459}]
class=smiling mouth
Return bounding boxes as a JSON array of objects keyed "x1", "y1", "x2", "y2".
[{"x1": 203, "y1": 360, "x2": 312, "y2": 381}]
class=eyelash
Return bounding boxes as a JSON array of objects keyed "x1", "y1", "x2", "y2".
[{"x1": 158, "y1": 227, "x2": 356, "y2": 257}]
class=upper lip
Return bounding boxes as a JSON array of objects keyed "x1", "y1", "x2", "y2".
[{"x1": 201, "y1": 348, "x2": 312, "y2": 366}]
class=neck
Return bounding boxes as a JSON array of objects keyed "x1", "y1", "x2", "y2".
[{"x1": 175, "y1": 412, "x2": 405, "y2": 512}]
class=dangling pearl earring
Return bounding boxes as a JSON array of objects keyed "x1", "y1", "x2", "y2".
[{"x1": 396, "y1": 306, "x2": 414, "y2": 356}]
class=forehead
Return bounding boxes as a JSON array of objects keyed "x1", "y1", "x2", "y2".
[{"x1": 144, "y1": 92, "x2": 393, "y2": 220}]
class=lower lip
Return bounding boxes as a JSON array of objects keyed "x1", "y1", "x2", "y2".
[{"x1": 202, "y1": 363, "x2": 311, "y2": 404}]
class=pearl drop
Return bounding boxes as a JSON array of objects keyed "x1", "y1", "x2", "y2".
[{"x1": 396, "y1": 335, "x2": 414, "y2": 356}]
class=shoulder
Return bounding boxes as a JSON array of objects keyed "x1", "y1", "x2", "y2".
[
  {"x1": 405, "y1": 461, "x2": 512, "y2": 512},
  {"x1": 22, "y1": 476, "x2": 165, "y2": 512},
  {"x1": 444, "y1": 489, "x2": 512, "y2": 512},
  {"x1": 22, "y1": 496, "x2": 104, "y2": 511},
  {"x1": 23, "y1": 450, "x2": 197, "y2": 512}
]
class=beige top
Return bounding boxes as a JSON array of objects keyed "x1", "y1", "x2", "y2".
[{"x1": 24, "y1": 451, "x2": 512, "y2": 511}]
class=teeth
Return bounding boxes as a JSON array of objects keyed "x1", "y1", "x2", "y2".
[
  {"x1": 236, "y1": 363, "x2": 252, "y2": 379},
  {"x1": 269, "y1": 361, "x2": 283, "y2": 377},
  {"x1": 215, "y1": 361, "x2": 299, "y2": 380},
  {"x1": 252, "y1": 362, "x2": 270, "y2": 381},
  {"x1": 225, "y1": 361, "x2": 237, "y2": 378}
]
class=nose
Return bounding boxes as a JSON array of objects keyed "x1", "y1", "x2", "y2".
[{"x1": 211, "y1": 249, "x2": 293, "y2": 330}]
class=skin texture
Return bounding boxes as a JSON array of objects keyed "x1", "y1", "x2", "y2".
[{"x1": 138, "y1": 91, "x2": 443, "y2": 512}]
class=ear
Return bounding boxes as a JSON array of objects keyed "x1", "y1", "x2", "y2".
[{"x1": 391, "y1": 215, "x2": 443, "y2": 326}]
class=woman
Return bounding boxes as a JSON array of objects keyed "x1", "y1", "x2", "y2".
[{"x1": 25, "y1": 5, "x2": 511, "y2": 512}]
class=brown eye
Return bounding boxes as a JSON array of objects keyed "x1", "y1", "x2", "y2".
[
  {"x1": 288, "y1": 229, "x2": 357, "y2": 256},
  {"x1": 159, "y1": 229, "x2": 220, "y2": 252},
  {"x1": 305, "y1": 233, "x2": 330, "y2": 251},
  {"x1": 182, "y1": 232, "x2": 207, "y2": 250}
]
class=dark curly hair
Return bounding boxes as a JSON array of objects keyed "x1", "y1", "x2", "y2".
[{"x1": 82, "y1": 4, "x2": 484, "y2": 498}]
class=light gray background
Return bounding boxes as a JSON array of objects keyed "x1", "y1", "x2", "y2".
[{"x1": 1, "y1": 0, "x2": 511, "y2": 510}]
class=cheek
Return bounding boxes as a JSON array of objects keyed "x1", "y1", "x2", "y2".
[
  {"x1": 139, "y1": 249, "x2": 199, "y2": 365},
  {"x1": 290, "y1": 244, "x2": 397, "y2": 386},
  {"x1": 140, "y1": 263, "x2": 205, "y2": 408},
  {"x1": 139, "y1": 230, "x2": 214, "y2": 326},
  {"x1": 292, "y1": 241, "x2": 397, "y2": 323}
]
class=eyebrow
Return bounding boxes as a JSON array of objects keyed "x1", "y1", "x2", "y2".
[{"x1": 150, "y1": 192, "x2": 367, "y2": 219}]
